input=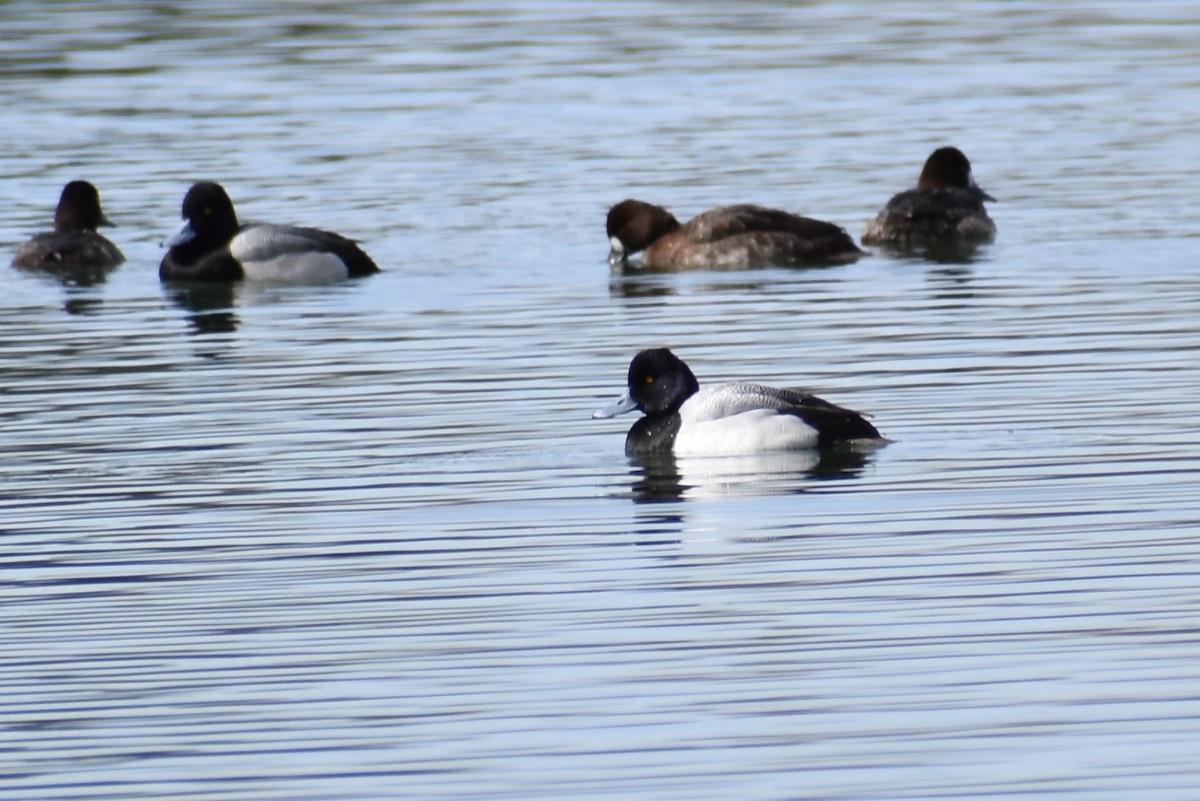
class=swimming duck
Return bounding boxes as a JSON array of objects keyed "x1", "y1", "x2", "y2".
[
  {"x1": 862, "y1": 147, "x2": 996, "y2": 249},
  {"x1": 594, "y1": 348, "x2": 882, "y2": 456},
  {"x1": 606, "y1": 199, "x2": 862, "y2": 269},
  {"x1": 160, "y1": 181, "x2": 379, "y2": 282},
  {"x1": 12, "y1": 180, "x2": 124, "y2": 270}
]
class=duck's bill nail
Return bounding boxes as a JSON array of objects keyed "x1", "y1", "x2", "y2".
[
  {"x1": 593, "y1": 392, "x2": 638, "y2": 419},
  {"x1": 163, "y1": 219, "x2": 196, "y2": 248}
]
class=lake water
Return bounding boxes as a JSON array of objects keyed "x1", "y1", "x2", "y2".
[{"x1": 3, "y1": 2, "x2": 1200, "y2": 799}]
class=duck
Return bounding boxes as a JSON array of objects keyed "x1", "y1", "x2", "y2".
[
  {"x1": 593, "y1": 348, "x2": 882, "y2": 456},
  {"x1": 11, "y1": 181, "x2": 125, "y2": 270},
  {"x1": 861, "y1": 147, "x2": 996, "y2": 249},
  {"x1": 606, "y1": 199, "x2": 862, "y2": 269},
  {"x1": 160, "y1": 181, "x2": 380, "y2": 282}
]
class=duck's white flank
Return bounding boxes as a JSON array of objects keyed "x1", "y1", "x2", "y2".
[
  {"x1": 231, "y1": 225, "x2": 350, "y2": 283},
  {"x1": 673, "y1": 383, "x2": 819, "y2": 456}
]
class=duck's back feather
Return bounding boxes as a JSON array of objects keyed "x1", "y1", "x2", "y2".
[
  {"x1": 646, "y1": 206, "x2": 861, "y2": 269},
  {"x1": 676, "y1": 383, "x2": 880, "y2": 452},
  {"x1": 232, "y1": 223, "x2": 379, "y2": 278},
  {"x1": 863, "y1": 188, "x2": 995, "y2": 247},
  {"x1": 12, "y1": 231, "x2": 125, "y2": 269},
  {"x1": 684, "y1": 205, "x2": 848, "y2": 242}
]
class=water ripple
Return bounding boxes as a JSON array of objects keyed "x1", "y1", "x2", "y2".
[{"x1": 4, "y1": 2, "x2": 1200, "y2": 799}]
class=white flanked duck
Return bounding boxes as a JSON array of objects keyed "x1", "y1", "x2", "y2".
[
  {"x1": 160, "y1": 181, "x2": 379, "y2": 282},
  {"x1": 594, "y1": 348, "x2": 883, "y2": 456}
]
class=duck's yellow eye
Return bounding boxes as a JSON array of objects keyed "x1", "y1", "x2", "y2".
[
  {"x1": 203, "y1": 206, "x2": 212, "y2": 216},
  {"x1": 645, "y1": 375, "x2": 655, "y2": 384}
]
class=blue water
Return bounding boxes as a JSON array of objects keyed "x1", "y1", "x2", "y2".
[{"x1": 3, "y1": 2, "x2": 1200, "y2": 799}]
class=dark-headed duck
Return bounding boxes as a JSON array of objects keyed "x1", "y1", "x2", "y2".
[
  {"x1": 12, "y1": 181, "x2": 125, "y2": 270},
  {"x1": 606, "y1": 199, "x2": 862, "y2": 269},
  {"x1": 160, "y1": 181, "x2": 379, "y2": 283},
  {"x1": 594, "y1": 348, "x2": 882, "y2": 456},
  {"x1": 862, "y1": 147, "x2": 996, "y2": 250}
]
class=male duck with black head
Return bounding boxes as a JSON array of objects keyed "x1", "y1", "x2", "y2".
[
  {"x1": 12, "y1": 180, "x2": 124, "y2": 270},
  {"x1": 160, "y1": 181, "x2": 379, "y2": 282},
  {"x1": 862, "y1": 146, "x2": 996, "y2": 251},
  {"x1": 606, "y1": 199, "x2": 863, "y2": 270},
  {"x1": 594, "y1": 348, "x2": 883, "y2": 456}
]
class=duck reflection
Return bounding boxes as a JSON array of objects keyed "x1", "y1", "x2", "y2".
[
  {"x1": 628, "y1": 446, "x2": 874, "y2": 503},
  {"x1": 13, "y1": 262, "x2": 114, "y2": 317},
  {"x1": 608, "y1": 259, "x2": 843, "y2": 301},
  {"x1": 14, "y1": 260, "x2": 119, "y2": 289},
  {"x1": 62, "y1": 296, "x2": 105, "y2": 316},
  {"x1": 608, "y1": 273, "x2": 678, "y2": 300},
  {"x1": 869, "y1": 239, "x2": 990, "y2": 267},
  {"x1": 607, "y1": 259, "x2": 682, "y2": 300},
  {"x1": 922, "y1": 241, "x2": 991, "y2": 265},
  {"x1": 163, "y1": 282, "x2": 240, "y2": 335},
  {"x1": 923, "y1": 262, "x2": 980, "y2": 303}
]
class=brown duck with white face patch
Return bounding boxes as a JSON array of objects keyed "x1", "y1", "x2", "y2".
[{"x1": 606, "y1": 199, "x2": 863, "y2": 270}]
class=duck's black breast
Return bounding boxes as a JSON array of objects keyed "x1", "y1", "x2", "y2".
[
  {"x1": 624, "y1": 412, "x2": 683, "y2": 456},
  {"x1": 159, "y1": 245, "x2": 245, "y2": 282}
]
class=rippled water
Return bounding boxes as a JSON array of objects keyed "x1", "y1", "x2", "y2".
[{"x1": 3, "y1": 2, "x2": 1200, "y2": 799}]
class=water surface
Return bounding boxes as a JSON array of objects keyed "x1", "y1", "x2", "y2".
[{"x1": 3, "y1": 2, "x2": 1200, "y2": 799}]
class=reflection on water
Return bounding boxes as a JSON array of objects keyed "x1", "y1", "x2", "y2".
[
  {"x1": 60, "y1": 296, "x2": 106, "y2": 316},
  {"x1": 12, "y1": 262, "x2": 118, "y2": 318},
  {"x1": 628, "y1": 447, "x2": 874, "y2": 502},
  {"x1": 869, "y1": 239, "x2": 993, "y2": 265},
  {"x1": 163, "y1": 282, "x2": 241, "y2": 334},
  {"x1": 4, "y1": 2, "x2": 1200, "y2": 800},
  {"x1": 13, "y1": 260, "x2": 120, "y2": 288}
]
